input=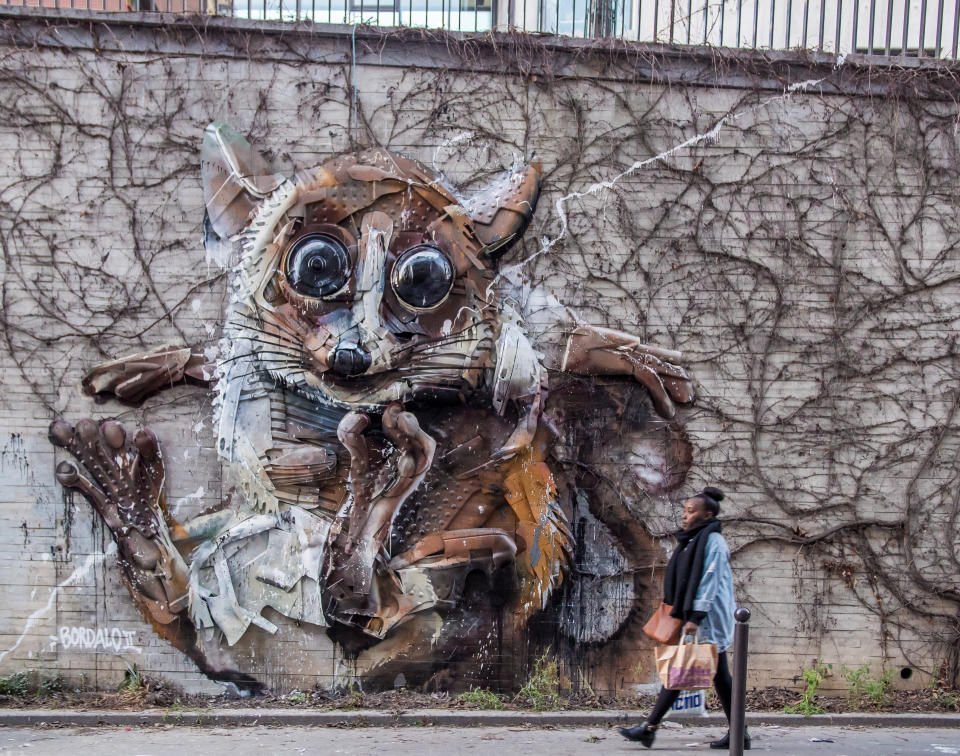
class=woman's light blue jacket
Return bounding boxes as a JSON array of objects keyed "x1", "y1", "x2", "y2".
[{"x1": 691, "y1": 532, "x2": 736, "y2": 652}]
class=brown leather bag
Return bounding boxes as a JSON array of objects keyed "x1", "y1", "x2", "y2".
[{"x1": 643, "y1": 602, "x2": 683, "y2": 645}]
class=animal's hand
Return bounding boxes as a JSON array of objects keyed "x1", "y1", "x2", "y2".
[
  {"x1": 336, "y1": 410, "x2": 373, "y2": 542},
  {"x1": 621, "y1": 343, "x2": 693, "y2": 418},
  {"x1": 48, "y1": 418, "x2": 188, "y2": 625},
  {"x1": 335, "y1": 403, "x2": 436, "y2": 550},
  {"x1": 327, "y1": 402, "x2": 436, "y2": 608},
  {"x1": 381, "y1": 402, "x2": 436, "y2": 488},
  {"x1": 560, "y1": 325, "x2": 694, "y2": 419},
  {"x1": 82, "y1": 346, "x2": 211, "y2": 404}
]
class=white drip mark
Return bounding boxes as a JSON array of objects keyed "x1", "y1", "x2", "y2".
[
  {"x1": 356, "y1": 224, "x2": 388, "y2": 345},
  {"x1": 787, "y1": 78, "x2": 827, "y2": 92},
  {"x1": 432, "y1": 131, "x2": 474, "y2": 172},
  {"x1": 171, "y1": 486, "x2": 206, "y2": 519},
  {"x1": 0, "y1": 546, "x2": 115, "y2": 663}
]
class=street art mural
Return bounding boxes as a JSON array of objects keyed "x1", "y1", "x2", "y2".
[{"x1": 48, "y1": 124, "x2": 695, "y2": 692}]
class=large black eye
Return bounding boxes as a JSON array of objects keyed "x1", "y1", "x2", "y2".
[
  {"x1": 391, "y1": 245, "x2": 454, "y2": 310},
  {"x1": 285, "y1": 233, "x2": 350, "y2": 298}
]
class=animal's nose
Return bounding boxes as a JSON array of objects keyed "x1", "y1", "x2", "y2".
[{"x1": 328, "y1": 342, "x2": 372, "y2": 377}]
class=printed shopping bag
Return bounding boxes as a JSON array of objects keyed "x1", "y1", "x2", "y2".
[{"x1": 656, "y1": 634, "x2": 719, "y2": 690}]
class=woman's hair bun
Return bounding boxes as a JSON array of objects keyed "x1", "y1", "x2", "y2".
[{"x1": 702, "y1": 486, "x2": 725, "y2": 502}]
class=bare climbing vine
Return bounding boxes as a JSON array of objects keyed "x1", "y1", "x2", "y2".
[{"x1": 1, "y1": 11, "x2": 960, "y2": 687}]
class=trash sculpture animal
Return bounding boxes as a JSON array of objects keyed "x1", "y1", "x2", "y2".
[{"x1": 49, "y1": 124, "x2": 695, "y2": 691}]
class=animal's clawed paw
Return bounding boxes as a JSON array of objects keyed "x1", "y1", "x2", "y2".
[
  {"x1": 561, "y1": 325, "x2": 695, "y2": 419},
  {"x1": 325, "y1": 402, "x2": 437, "y2": 627},
  {"x1": 48, "y1": 417, "x2": 184, "y2": 620},
  {"x1": 336, "y1": 402, "x2": 437, "y2": 532},
  {"x1": 627, "y1": 347, "x2": 695, "y2": 419},
  {"x1": 380, "y1": 401, "x2": 436, "y2": 485},
  {"x1": 49, "y1": 418, "x2": 165, "y2": 530}
]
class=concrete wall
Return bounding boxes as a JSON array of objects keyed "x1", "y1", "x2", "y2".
[{"x1": 1, "y1": 7, "x2": 959, "y2": 695}]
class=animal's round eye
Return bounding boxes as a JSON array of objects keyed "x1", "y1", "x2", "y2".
[
  {"x1": 391, "y1": 245, "x2": 454, "y2": 310},
  {"x1": 285, "y1": 234, "x2": 350, "y2": 298}
]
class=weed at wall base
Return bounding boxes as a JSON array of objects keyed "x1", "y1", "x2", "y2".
[
  {"x1": 784, "y1": 661, "x2": 831, "y2": 716},
  {"x1": 515, "y1": 649, "x2": 562, "y2": 712}
]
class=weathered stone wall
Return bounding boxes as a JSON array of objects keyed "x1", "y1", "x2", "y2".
[{"x1": 1, "y1": 8, "x2": 959, "y2": 695}]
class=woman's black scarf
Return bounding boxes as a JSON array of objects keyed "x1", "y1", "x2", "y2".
[{"x1": 663, "y1": 517, "x2": 722, "y2": 621}]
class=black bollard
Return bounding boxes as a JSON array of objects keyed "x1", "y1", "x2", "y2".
[{"x1": 730, "y1": 607, "x2": 751, "y2": 756}]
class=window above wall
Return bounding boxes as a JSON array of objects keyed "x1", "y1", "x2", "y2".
[{"x1": 4, "y1": 0, "x2": 958, "y2": 58}]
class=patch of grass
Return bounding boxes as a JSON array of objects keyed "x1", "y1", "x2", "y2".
[
  {"x1": 842, "y1": 664, "x2": 892, "y2": 707},
  {"x1": 335, "y1": 683, "x2": 366, "y2": 710},
  {"x1": 842, "y1": 664, "x2": 870, "y2": 701},
  {"x1": 0, "y1": 672, "x2": 29, "y2": 696},
  {"x1": 286, "y1": 689, "x2": 308, "y2": 705},
  {"x1": 117, "y1": 664, "x2": 149, "y2": 705},
  {"x1": 39, "y1": 673, "x2": 66, "y2": 698},
  {"x1": 784, "y1": 661, "x2": 830, "y2": 716},
  {"x1": 162, "y1": 698, "x2": 185, "y2": 723},
  {"x1": 456, "y1": 688, "x2": 505, "y2": 710},
  {"x1": 515, "y1": 648, "x2": 561, "y2": 712},
  {"x1": 119, "y1": 665, "x2": 144, "y2": 693},
  {"x1": 865, "y1": 671, "x2": 893, "y2": 705},
  {"x1": 928, "y1": 663, "x2": 960, "y2": 711},
  {"x1": 932, "y1": 688, "x2": 960, "y2": 711}
]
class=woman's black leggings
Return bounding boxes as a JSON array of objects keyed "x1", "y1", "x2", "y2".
[{"x1": 647, "y1": 651, "x2": 733, "y2": 726}]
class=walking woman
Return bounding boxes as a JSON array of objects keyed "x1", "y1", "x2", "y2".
[{"x1": 619, "y1": 487, "x2": 748, "y2": 750}]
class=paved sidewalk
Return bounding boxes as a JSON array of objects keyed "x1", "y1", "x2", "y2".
[
  {"x1": 0, "y1": 723, "x2": 958, "y2": 755},
  {"x1": 0, "y1": 708, "x2": 958, "y2": 728}
]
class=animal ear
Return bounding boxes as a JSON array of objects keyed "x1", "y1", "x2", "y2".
[
  {"x1": 463, "y1": 162, "x2": 541, "y2": 257},
  {"x1": 201, "y1": 122, "x2": 284, "y2": 238}
]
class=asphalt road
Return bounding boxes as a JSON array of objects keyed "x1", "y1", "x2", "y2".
[{"x1": 1, "y1": 724, "x2": 958, "y2": 755}]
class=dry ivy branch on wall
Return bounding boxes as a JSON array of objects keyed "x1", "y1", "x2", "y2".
[{"x1": 1, "y1": 16, "x2": 960, "y2": 686}]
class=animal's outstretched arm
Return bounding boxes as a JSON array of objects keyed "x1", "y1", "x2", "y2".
[
  {"x1": 48, "y1": 418, "x2": 262, "y2": 691},
  {"x1": 49, "y1": 418, "x2": 190, "y2": 625},
  {"x1": 83, "y1": 345, "x2": 213, "y2": 404},
  {"x1": 560, "y1": 325, "x2": 694, "y2": 418}
]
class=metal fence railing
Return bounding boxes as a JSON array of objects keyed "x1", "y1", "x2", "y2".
[{"x1": 4, "y1": 0, "x2": 960, "y2": 58}]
